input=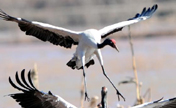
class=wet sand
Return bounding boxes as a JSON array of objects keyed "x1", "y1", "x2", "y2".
[{"x1": 0, "y1": 36, "x2": 176, "y2": 108}]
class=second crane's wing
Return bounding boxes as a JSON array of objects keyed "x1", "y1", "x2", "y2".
[{"x1": 9, "y1": 69, "x2": 77, "y2": 108}]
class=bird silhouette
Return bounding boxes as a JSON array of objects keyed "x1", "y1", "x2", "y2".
[
  {"x1": 8, "y1": 69, "x2": 77, "y2": 108},
  {"x1": 8, "y1": 71, "x2": 176, "y2": 108}
]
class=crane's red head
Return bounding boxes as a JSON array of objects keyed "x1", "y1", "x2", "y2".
[
  {"x1": 98, "y1": 38, "x2": 119, "y2": 52},
  {"x1": 110, "y1": 39, "x2": 116, "y2": 45},
  {"x1": 106, "y1": 38, "x2": 119, "y2": 52}
]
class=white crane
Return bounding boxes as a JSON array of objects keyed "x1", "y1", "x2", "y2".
[
  {"x1": 8, "y1": 71, "x2": 176, "y2": 108},
  {"x1": 1, "y1": 4, "x2": 158, "y2": 101}
]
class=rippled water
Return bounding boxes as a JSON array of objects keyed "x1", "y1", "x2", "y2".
[{"x1": 0, "y1": 36, "x2": 176, "y2": 108}]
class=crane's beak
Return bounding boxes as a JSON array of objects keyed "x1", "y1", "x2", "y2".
[{"x1": 113, "y1": 44, "x2": 119, "y2": 52}]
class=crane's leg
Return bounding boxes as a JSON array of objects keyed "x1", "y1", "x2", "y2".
[
  {"x1": 81, "y1": 56, "x2": 90, "y2": 101},
  {"x1": 82, "y1": 66, "x2": 90, "y2": 101},
  {"x1": 101, "y1": 65, "x2": 125, "y2": 101}
]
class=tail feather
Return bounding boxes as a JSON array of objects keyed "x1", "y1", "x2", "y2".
[
  {"x1": 67, "y1": 59, "x2": 95, "y2": 70},
  {"x1": 79, "y1": 59, "x2": 95, "y2": 69},
  {"x1": 67, "y1": 60, "x2": 76, "y2": 69}
]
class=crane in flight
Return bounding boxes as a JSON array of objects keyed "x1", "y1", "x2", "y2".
[
  {"x1": 8, "y1": 69, "x2": 77, "y2": 108},
  {"x1": 1, "y1": 4, "x2": 158, "y2": 101},
  {"x1": 8, "y1": 70, "x2": 176, "y2": 108}
]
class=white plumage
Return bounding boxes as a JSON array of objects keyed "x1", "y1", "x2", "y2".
[{"x1": 1, "y1": 4, "x2": 158, "y2": 101}]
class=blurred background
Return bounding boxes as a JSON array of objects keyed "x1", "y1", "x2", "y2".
[{"x1": 0, "y1": 0, "x2": 176, "y2": 108}]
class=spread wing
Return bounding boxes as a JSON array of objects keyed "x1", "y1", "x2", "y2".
[
  {"x1": 0, "y1": 10, "x2": 81, "y2": 48},
  {"x1": 132, "y1": 97, "x2": 176, "y2": 108},
  {"x1": 8, "y1": 69, "x2": 77, "y2": 108},
  {"x1": 99, "y1": 4, "x2": 158, "y2": 38}
]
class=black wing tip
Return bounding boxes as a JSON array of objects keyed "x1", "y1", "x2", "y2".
[
  {"x1": 8, "y1": 76, "x2": 13, "y2": 86},
  {"x1": 0, "y1": 9, "x2": 6, "y2": 15},
  {"x1": 0, "y1": 9, "x2": 17, "y2": 21},
  {"x1": 153, "y1": 97, "x2": 164, "y2": 103},
  {"x1": 9, "y1": 69, "x2": 38, "y2": 92},
  {"x1": 22, "y1": 69, "x2": 25, "y2": 73},
  {"x1": 151, "y1": 4, "x2": 158, "y2": 12},
  {"x1": 8, "y1": 69, "x2": 42, "y2": 108},
  {"x1": 27, "y1": 70, "x2": 38, "y2": 90},
  {"x1": 0, "y1": 9, "x2": 8, "y2": 20},
  {"x1": 153, "y1": 4, "x2": 158, "y2": 9},
  {"x1": 168, "y1": 97, "x2": 176, "y2": 101},
  {"x1": 128, "y1": 4, "x2": 158, "y2": 20},
  {"x1": 48, "y1": 91, "x2": 53, "y2": 95},
  {"x1": 8, "y1": 74, "x2": 26, "y2": 92}
]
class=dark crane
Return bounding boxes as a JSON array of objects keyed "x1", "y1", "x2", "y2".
[{"x1": 8, "y1": 70, "x2": 176, "y2": 108}]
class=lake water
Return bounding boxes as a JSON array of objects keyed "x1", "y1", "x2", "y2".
[{"x1": 0, "y1": 36, "x2": 176, "y2": 108}]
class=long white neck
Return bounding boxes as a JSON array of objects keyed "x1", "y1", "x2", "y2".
[{"x1": 95, "y1": 49, "x2": 104, "y2": 66}]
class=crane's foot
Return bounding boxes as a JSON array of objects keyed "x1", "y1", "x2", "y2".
[
  {"x1": 84, "y1": 92, "x2": 90, "y2": 101},
  {"x1": 117, "y1": 91, "x2": 125, "y2": 101}
]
